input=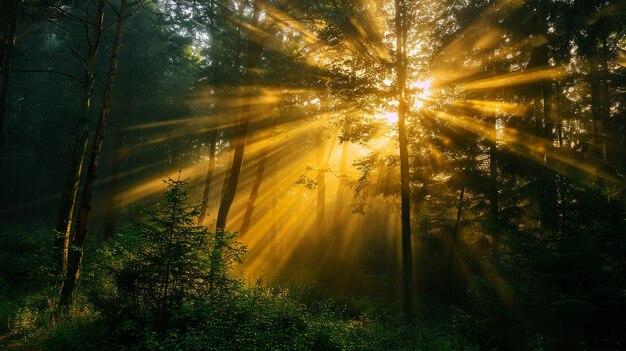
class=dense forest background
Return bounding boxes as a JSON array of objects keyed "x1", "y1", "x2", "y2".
[{"x1": 1, "y1": 0, "x2": 625, "y2": 350}]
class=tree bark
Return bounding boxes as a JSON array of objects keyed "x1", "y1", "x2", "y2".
[
  {"x1": 54, "y1": 0, "x2": 106, "y2": 280},
  {"x1": 333, "y1": 141, "x2": 349, "y2": 231},
  {"x1": 215, "y1": 1, "x2": 261, "y2": 232},
  {"x1": 447, "y1": 185, "x2": 465, "y2": 300},
  {"x1": 589, "y1": 29, "x2": 605, "y2": 161},
  {"x1": 590, "y1": 62, "x2": 603, "y2": 159},
  {"x1": 240, "y1": 148, "x2": 267, "y2": 234},
  {"x1": 198, "y1": 129, "x2": 218, "y2": 225},
  {"x1": 103, "y1": 94, "x2": 134, "y2": 240},
  {"x1": 315, "y1": 129, "x2": 326, "y2": 239},
  {"x1": 211, "y1": 0, "x2": 261, "y2": 289},
  {"x1": 489, "y1": 138, "x2": 499, "y2": 259},
  {"x1": 600, "y1": 36, "x2": 610, "y2": 163},
  {"x1": 59, "y1": 0, "x2": 128, "y2": 307},
  {"x1": 540, "y1": 78, "x2": 558, "y2": 233},
  {"x1": 220, "y1": 135, "x2": 235, "y2": 202},
  {"x1": 395, "y1": 0, "x2": 414, "y2": 316},
  {"x1": 0, "y1": 0, "x2": 18, "y2": 149}
]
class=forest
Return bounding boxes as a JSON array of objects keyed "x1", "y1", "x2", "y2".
[{"x1": 0, "y1": 0, "x2": 625, "y2": 350}]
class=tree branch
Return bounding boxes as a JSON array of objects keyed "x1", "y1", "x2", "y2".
[
  {"x1": 1, "y1": 69, "x2": 84, "y2": 85},
  {"x1": 39, "y1": 0, "x2": 91, "y2": 25}
]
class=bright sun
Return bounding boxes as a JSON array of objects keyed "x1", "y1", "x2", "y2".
[
  {"x1": 379, "y1": 111, "x2": 398, "y2": 125},
  {"x1": 410, "y1": 79, "x2": 433, "y2": 109},
  {"x1": 375, "y1": 78, "x2": 433, "y2": 126}
]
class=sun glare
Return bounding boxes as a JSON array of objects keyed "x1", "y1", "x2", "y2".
[
  {"x1": 378, "y1": 111, "x2": 399, "y2": 125},
  {"x1": 410, "y1": 79, "x2": 433, "y2": 110}
]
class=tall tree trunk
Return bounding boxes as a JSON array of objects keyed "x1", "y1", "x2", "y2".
[
  {"x1": 395, "y1": 0, "x2": 414, "y2": 316},
  {"x1": 447, "y1": 185, "x2": 465, "y2": 300},
  {"x1": 600, "y1": 36, "x2": 610, "y2": 163},
  {"x1": 240, "y1": 148, "x2": 267, "y2": 234},
  {"x1": 59, "y1": 0, "x2": 128, "y2": 307},
  {"x1": 0, "y1": 0, "x2": 18, "y2": 149},
  {"x1": 333, "y1": 141, "x2": 349, "y2": 231},
  {"x1": 589, "y1": 31, "x2": 605, "y2": 161},
  {"x1": 198, "y1": 129, "x2": 218, "y2": 225},
  {"x1": 315, "y1": 129, "x2": 326, "y2": 239},
  {"x1": 214, "y1": 2, "x2": 261, "y2": 232},
  {"x1": 0, "y1": 0, "x2": 19, "y2": 216},
  {"x1": 220, "y1": 135, "x2": 235, "y2": 202},
  {"x1": 102, "y1": 94, "x2": 134, "y2": 240},
  {"x1": 197, "y1": 0, "x2": 220, "y2": 227},
  {"x1": 540, "y1": 78, "x2": 558, "y2": 233},
  {"x1": 54, "y1": 0, "x2": 105, "y2": 279},
  {"x1": 489, "y1": 135, "x2": 499, "y2": 259},
  {"x1": 211, "y1": 1, "x2": 261, "y2": 289}
]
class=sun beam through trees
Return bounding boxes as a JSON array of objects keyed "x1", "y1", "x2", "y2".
[{"x1": 1, "y1": 0, "x2": 625, "y2": 350}]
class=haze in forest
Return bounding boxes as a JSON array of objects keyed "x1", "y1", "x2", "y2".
[{"x1": 1, "y1": 0, "x2": 625, "y2": 350}]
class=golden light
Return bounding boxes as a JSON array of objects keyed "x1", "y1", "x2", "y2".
[
  {"x1": 410, "y1": 78, "x2": 433, "y2": 109},
  {"x1": 411, "y1": 78, "x2": 432, "y2": 96},
  {"x1": 377, "y1": 111, "x2": 399, "y2": 125}
]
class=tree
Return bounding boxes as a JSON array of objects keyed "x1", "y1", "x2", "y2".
[
  {"x1": 54, "y1": 0, "x2": 106, "y2": 280},
  {"x1": 101, "y1": 176, "x2": 245, "y2": 328},
  {"x1": 0, "y1": 0, "x2": 20, "y2": 148},
  {"x1": 59, "y1": 0, "x2": 129, "y2": 307},
  {"x1": 395, "y1": 0, "x2": 414, "y2": 316}
]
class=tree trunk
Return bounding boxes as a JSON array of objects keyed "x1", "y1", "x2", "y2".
[
  {"x1": 215, "y1": 1, "x2": 261, "y2": 232},
  {"x1": 198, "y1": 129, "x2": 218, "y2": 225},
  {"x1": 489, "y1": 139, "x2": 499, "y2": 259},
  {"x1": 315, "y1": 129, "x2": 326, "y2": 240},
  {"x1": 600, "y1": 36, "x2": 610, "y2": 163},
  {"x1": 54, "y1": 0, "x2": 106, "y2": 280},
  {"x1": 0, "y1": 0, "x2": 18, "y2": 148},
  {"x1": 211, "y1": 0, "x2": 261, "y2": 289},
  {"x1": 447, "y1": 185, "x2": 465, "y2": 300},
  {"x1": 240, "y1": 148, "x2": 267, "y2": 234},
  {"x1": 103, "y1": 94, "x2": 134, "y2": 240},
  {"x1": 333, "y1": 141, "x2": 349, "y2": 231},
  {"x1": 220, "y1": 135, "x2": 235, "y2": 202},
  {"x1": 395, "y1": 0, "x2": 414, "y2": 316},
  {"x1": 540, "y1": 78, "x2": 558, "y2": 232},
  {"x1": 0, "y1": 0, "x2": 19, "y2": 216},
  {"x1": 589, "y1": 31, "x2": 604, "y2": 161},
  {"x1": 59, "y1": 0, "x2": 128, "y2": 307}
]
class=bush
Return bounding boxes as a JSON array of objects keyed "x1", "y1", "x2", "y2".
[{"x1": 92, "y1": 177, "x2": 246, "y2": 330}]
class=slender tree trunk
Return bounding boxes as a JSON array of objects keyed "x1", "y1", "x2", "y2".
[
  {"x1": 0, "y1": 0, "x2": 18, "y2": 149},
  {"x1": 54, "y1": 0, "x2": 105, "y2": 280},
  {"x1": 395, "y1": 0, "x2": 414, "y2": 316},
  {"x1": 555, "y1": 82, "x2": 566, "y2": 235},
  {"x1": 197, "y1": 0, "x2": 221, "y2": 227},
  {"x1": 211, "y1": 1, "x2": 261, "y2": 289},
  {"x1": 0, "y1": 0, "x2": 19, "y2": 215},
  {"x1": 198, "y1": 129, "x2": 218, "y2": 225},
  {"x1": 240, "y1": 148, "x2": 267, "y2": 234},
  {"x1": 540, "y1": 79, "x2": 558, "y2": 232},
  {"x1": 103, "y1": 94, "x2": 134, "y2": 240},
  {"x1": 447, "y1": 185, "x2": 465, "y2": 300},
  {"x1": 489, "y1": 140, "x2": 499, "y2": 259},
  {"x1": 220, "y1": 136, "x2": 235, "y2": 202},
  {"x1": 555, "y1": 82, "x2": 564, "y2": 148},
  {"x1": 215, "y1": 2, "x2": 261, "y2": 232},
  {"x1": 315, "y1": 129, "x2": 326, "y2": 239},
  {"x1": 59, "y1": 0, "x2": 128, "y2": 307},
  {"x1": 589, "y1": 33, "x2": 604, "y2": 161},
  {"x1": 600, "y1": 36, "x2": 610, "y2": 163},
  {"x1": 333, "y1": 141, "x2": 349, "y2": 231}
]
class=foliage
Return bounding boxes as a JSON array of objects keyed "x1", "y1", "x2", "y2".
[
  {"x1": 92, "y1": 177, "x2": 246, "y2": 329},
  {"x1": 38, "y1": 285, "x2": 479, "y2": 351}
]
